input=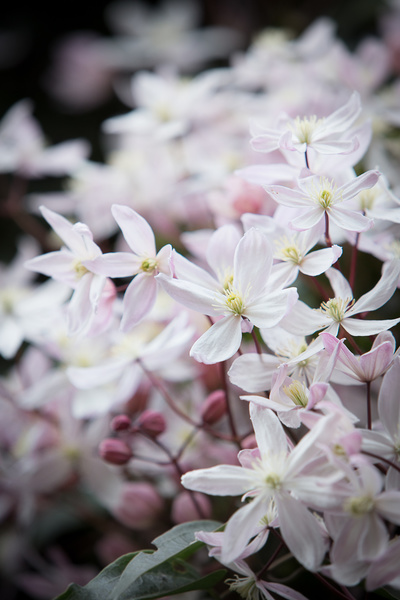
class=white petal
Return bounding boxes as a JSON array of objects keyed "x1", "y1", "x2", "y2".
[{"x1": 190, "y1": 315, "x2": 242, "y2": 364}]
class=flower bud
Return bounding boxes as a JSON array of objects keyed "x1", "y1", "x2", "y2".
[
  {"x1": 98, "y1": 438, "x2": 132, "y2": 465},
  {"x1": 113, "y1": 482, "x2": 163, "y2": 529},
  {"x1": 137, "y1": 410, "x2": 166, "y2": 438},
  {"x1": 171, "y1": 491, "x2": 212, "y2": 524},
  {"x1": 201, "y1": 390, "x2": 227, "y2": 425},
  {"x1": 110, "y1": 414, "x2": 131, "y2": 432}
]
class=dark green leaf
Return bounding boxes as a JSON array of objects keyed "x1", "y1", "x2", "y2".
[{"x1": 113, "y1": 520, "x2": 222, "y2": 598}]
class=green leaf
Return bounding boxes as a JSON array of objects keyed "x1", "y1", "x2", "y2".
[
  {"x1": 113, "y1": 520, "x2": 222, "y2": 598},
  {"x1": 375, "y1": 587, "x2": 400, "y2": 600},
  {"x1": 54, "y1": 520, "x2": 223, "y2": 600},
  {"x1": 53, "y1": 552, "x2": 139, "y2": 600},
  {"x1": 118, "y1": 559, "x2": 226, "y2": 600}
]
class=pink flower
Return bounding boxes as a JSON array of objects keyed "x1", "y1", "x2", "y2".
[
  {"x1": 86, "y1": 204, "x2": 171, "y2": 330},
  {"x1": 25, "y1": 206, "x2": 115, "y2": 336},
  {"x1": 182, "y1": 403, "x2": 343, "y2": 569},
  {"x1": 157, "y1": 227, "x2": 298, "y2": 364}
]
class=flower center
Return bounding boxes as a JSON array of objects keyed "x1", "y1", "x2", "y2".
[
  {"x1": 264, "y1": 473, "x2": 282, "y2": 490},
  {"x1": 225, "y1": 289, "x2": 245, "y2": 316},
  {"x1": 140, "y1": 257, "x2": 158, "y2": 273},
  {"x1": 318, "y1": 297, "x2": 354, "y2": 322},
  {"x1": 72, "y1": 259, "x2": 89, "y2": 279},
  {"x1": 292, "y1": 115, "x2": 324, "y2": 145},
  {"x1": 227, "y1": 575, "x2": 259, "y2": 600},
  {"x1": 358, "y1": 188, "x2": 377, "y2": 211},
  {"x1": 275, "y1": 236, "x2": 302, "y2": 264},
  {"x1": 344, "y1": 495, "x2": 375, "y2": 516},
  {"x1": 283, "y1": 380, "x2": 308, "y2": 407}
]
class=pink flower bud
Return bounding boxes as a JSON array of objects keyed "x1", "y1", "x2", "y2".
[
  {"x1": 110, "y1": 415, "x2": 132, "y2": 432},
  {"x1": 137, "y1": 410, "x2": 166, "y2": 438},
  {"x1": 113, "y1": 482, "x2": 163, "y2": 529},
  {"x1": 171, "y1": 491, "x2": 212, "y2": 524},
  {"x1": 98, "y1": 438, "x2": 132, "y2": 465},
  {"x1": 201, "y1": 390, "x2": 227, "y2": 425}
]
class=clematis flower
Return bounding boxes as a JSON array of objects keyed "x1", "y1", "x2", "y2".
[
  {"x1": 157, "y1": 227, "x2": 298, "y2": 364},
  {"x1": 85, "y1": 204, "x2": 172, "y2": 330},
  {"x1": 250, "y1": 92, "x2": 363, "y2": 165},
  {"x1": 320, "y1": 331, "x2": 397, "y2": 384},
  {"x1": 182, "y1": 403, "x2": 344, "y2": 569},
  {"x1": 280, "y1": 259, "x2": 400, "y2": 340},
  {"x1": 263, "y1": 170, "x2": 379, "y2": 233},
  {"x1": 25, "y1": 206, "x2": 115, "y2": 336}
]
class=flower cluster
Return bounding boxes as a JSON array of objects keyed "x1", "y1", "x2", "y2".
[{"x1": 2, "y1": 3, "x2": 400, "y2": 600}]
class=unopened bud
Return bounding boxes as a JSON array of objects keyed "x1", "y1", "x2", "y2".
[
  {"x1": 201, "y1": 390, "x2": 227, "y2": 425},
  {"x1": 137, "y1": 410, "x2": 166, "y2": 438},
  {"x1": 99, "y1": 438, "x2": 132, "y2": 465},
  {"x1": 110, "y1": 415, "x2": 132, "y2": 432}
]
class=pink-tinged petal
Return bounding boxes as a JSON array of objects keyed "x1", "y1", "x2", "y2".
[
  {"x1": 121, "y1": 274, "x2": 157, "y2": 331},
  {"x1": 320, "y1": 332, "x2": 363, "y2": 380},
  {"x1": 339, "y1": 169, "x2": 380, "y2": 203},
  {"x1": 359, "y1": 341, "x2": 394, "y2": 381},
  {"x1": 324, "y1": 92, "x2": 361, "y2": 131},
  {"x1": 155, "y1": 244, "x2": 172, "y2": 275},
  {"x1": 310, "y1": 138, "x2": 359, "y2": 155},
  {"x1": 262, "y1": 582, "x2": 309, "y2": 600},
  {"x1": 375, "y1": 491, "x2": 400, "y2": 524},
  {"x1": 233, "y1": 228, "x2": 272, "y2": 297},
  {"x1": 358, "y1": 513, "x2": 388, "y2": 560},
  {"x1": 245, "y1": 288, "x2": 298, "y2": 329},
  {"x1": 279, "y1": 300, "x2": 331, "y2": 336},
  {"x1": 111, "y1": 204, "x2": 156, "y2": 256},
  {"x1": 206, "y1": 225, "x2": 241, "y2": 280},
  {"x1": 378, "y1": 357, "x2": 400, "y2": 441},
  {"x1": 156, "y1": 273, "x2": 219, "y2": 316},
  {"x1": 67, "y1": 357, "x2": 130, "y2": 388},
  {"x1": 300, "y1": 245, "x2": 342, "y2": 276},
  {"x1": 85, "y1": 252, "x2": 142, "y2": 277},
  {"x1": 67, "y1": 274, "x2": 93, "y2": 335},
  {"x1": 221, "y1": 495, "x2": 270, "y2": 564},
  {"x1": 171, "y1": 251, "x2": 219, "y2": 290},
  {"x1": 329, "y1": 206, "x2": 373, "y2": 233},
  {"x1": 141, "y1": 314, "x2": 194, "y2": 371},
  {"x1": 228, "y1": 353, "x2": 280, "y2": 392},
  {"x1": 181, "y1": 465, "x2": 255, "y2": 496},
  {"x1": 250, "y1": 133, "x2": 280, "y2": 153},
  {"x1": 40, "y1": 206, "x2": 94, "y2": 256},
  {"x1": 290, "y1": 208, "x2": 324, "y2": 231},
  {"x1": 325, "y1": 267, "x2": 353, "y2": 300},
  {"x1": 307, "y1": 382, "x2": 328, "y2": 409},
  {"x1": 250, "y1": 402, "x2": 288, "y2": 456},
  {"x1": 25, "y1": 250, "x2": 78, "y2": 287},
  {"x1": 236, "y1": 164, "x2": 297, "y2": 186},
  {"x1": 277, "y1": 494, "x2": 326, "y2": 571},
  {"x1": 341, "y1": 316, "x2": 400, "y2": 337},
  {"x1": 243, "y1": 394, "x2": 294, "y2": 412},
  {"x1": 190, "y1": 315, "x2": 242, "y2": 364},
  {"x1": 264, "y1": 185, "x2": 312, "y2": 208},
  {"x1": 366, "y1": 537, "x2": 400, "y2": 590},
  {"x1": 351, "y1": 259, "x2": 400, "y2": 315}
]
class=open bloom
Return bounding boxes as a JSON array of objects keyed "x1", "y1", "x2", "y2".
[
  {"x1": 182, "y1": 403, "x2": 343, "y2": 569},
  {"x1": 250, "y1": 92, "x2": 363, "y2": 165},
  {"x1": 263, "y1": 170, "x2": 379, "y2": 233},
  {"x1": 157, "y1": 227, "x2": 297, "y2": 363},
  {"x1": 86, "y1": 204, "x2": 171, "y2": 330},
  {"x1": 280, "y1": 260, "x2": 400, "y2": 340},
  {"x1": 25, "y1": 206, "x2": 115, "y2": 336}
]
